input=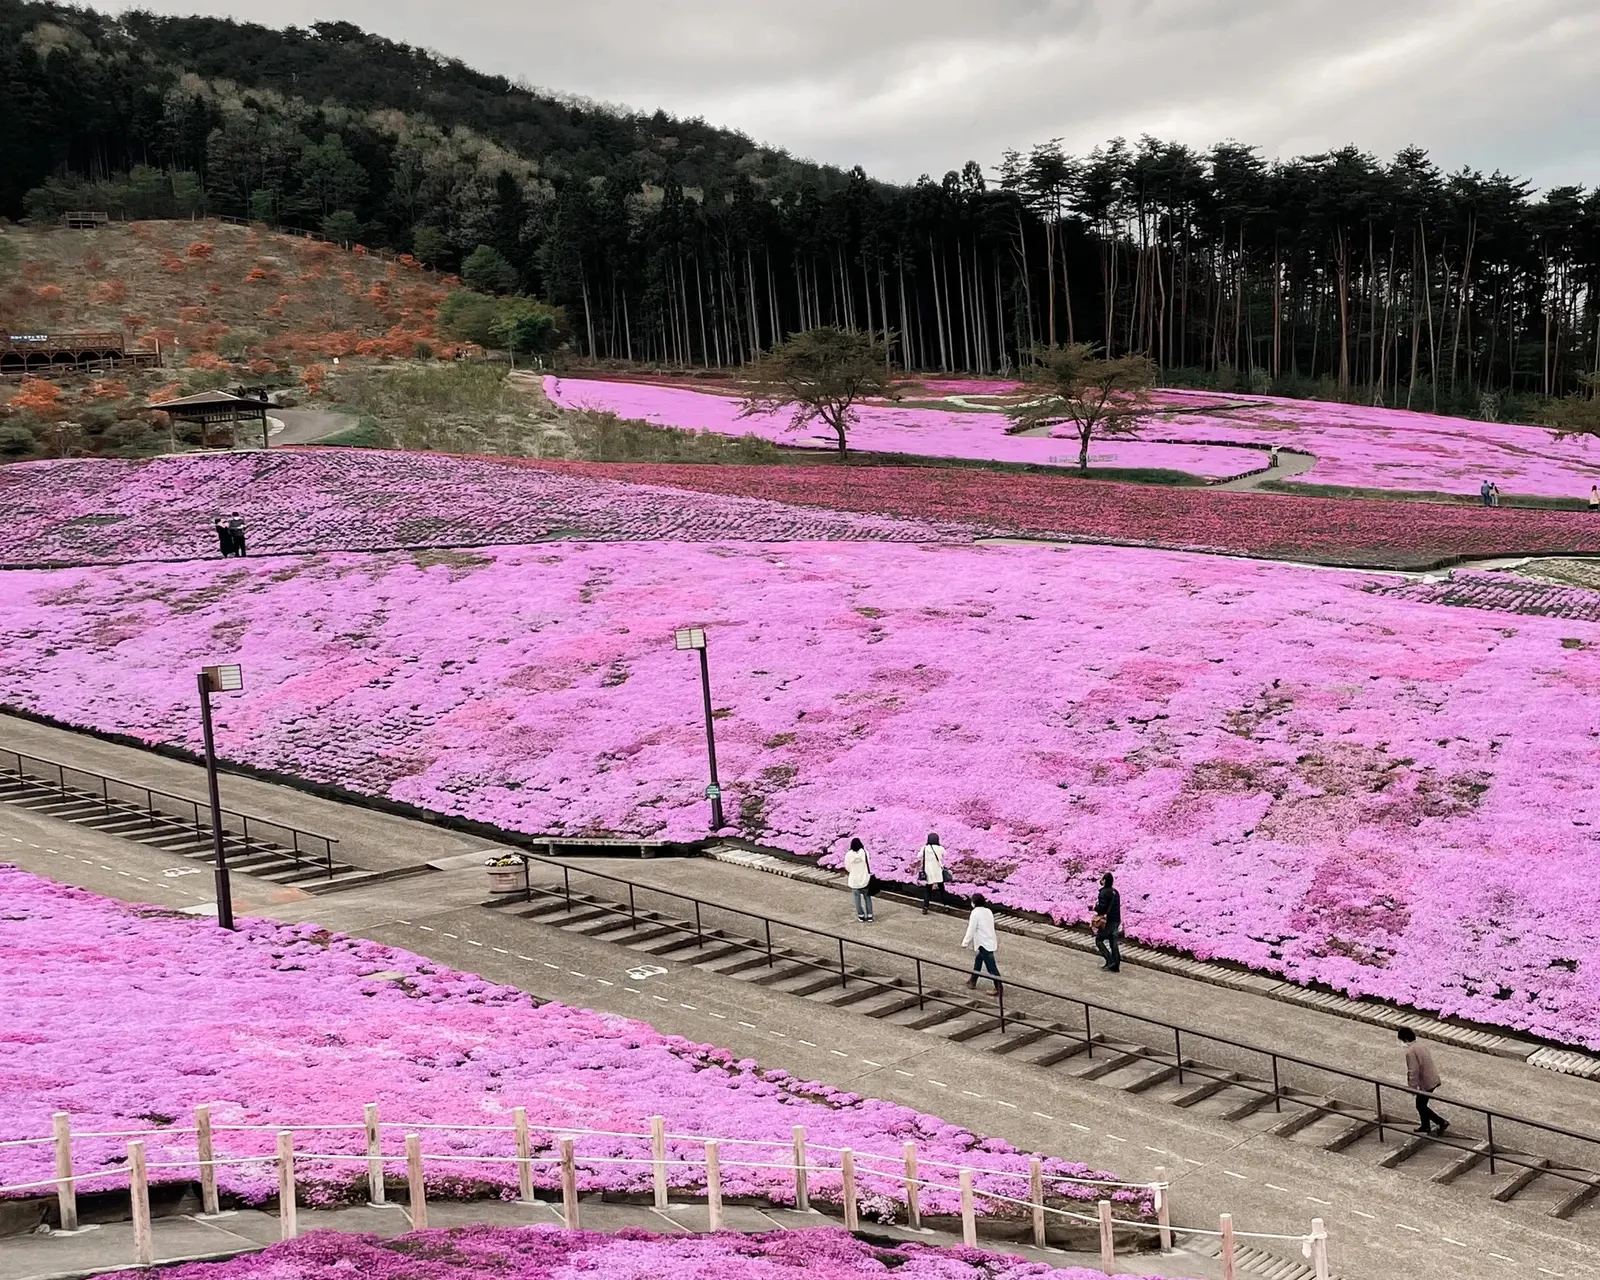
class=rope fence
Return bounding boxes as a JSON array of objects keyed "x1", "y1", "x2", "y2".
[{"x1": 1, "y1": 1104, "x2": 1331, "y2": 1279}]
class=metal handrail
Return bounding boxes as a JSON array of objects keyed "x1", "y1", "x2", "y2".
[
  {"x1": 511, "y1": 850, "x2": 1600, "y2": 1192},
  {"x1": 0, "y1": 747, "x2": 339, "y2": 877}
]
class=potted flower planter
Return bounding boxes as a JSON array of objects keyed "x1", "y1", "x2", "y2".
[{"x1": 485, "y1": 857, "x2": 524, "y2": 894}]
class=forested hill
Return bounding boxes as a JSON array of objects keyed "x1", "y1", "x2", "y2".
[
  {"x1": 0, "y1": 0, "x2": 846, "y2": 217},
  {"x1": 4, "y1": 0, "x2": 1598, "y2": 414}
]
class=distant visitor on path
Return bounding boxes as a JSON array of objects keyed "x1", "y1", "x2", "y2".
[
  {"x1": 230, "y1": 516, "x2": 247, "y2": 557},
  {"x1": 213, "y1": 515, "x2": 232, "y2": 557},
  {"x1": 1489, "y1": 483, "x2": 1501, "y2": 508},
  {"x1": 1480, "y1": 479, "x2": 1492, "y2": 507},
  {"x1": 962, "y1": 895, "x2": 1001, "y2": 995},
  {"x1": 1093, "y1": 872, "x2": 1122, "y2": 972},
  {"x1": 845, "y1": 837, "x2": 874, "y2": 923},
  {"x1": 1589, "y1": 485, "x2": 1598, "y2": 512},
  {"x1": 1398, "y1": 1028, "x2": 1449, "y2": 1136},
  {"x1": 916, "y1": 832, "x2": 948, "y2": 914}
]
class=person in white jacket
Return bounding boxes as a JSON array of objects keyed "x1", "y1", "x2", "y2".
[
  {"x1": 845, "y1": 837, "x2": 875, "y2": 922},
  {"x1": 961, "y1": 895, "x2": 1001, "y2": 994},
  {"x1": 916, "y1": 832, "x2": 947, "y2": 914}
]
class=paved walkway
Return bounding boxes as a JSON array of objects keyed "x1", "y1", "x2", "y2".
[
  {"x1": 1212, "y1": 450, "x2": 1317, "y2": 491},
  {"x1": 1, "y1": 1195, "x2": 1220, "y2": 1280},
  {"x1": 4, "y1": 720, "x2": 1599, "y2": 1279}
]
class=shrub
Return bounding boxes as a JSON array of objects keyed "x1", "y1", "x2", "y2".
[
  {"x1": 461, "y1": 245, "x2": 518, "y2": 295},
  {"x1": 0, "y1": 423, "x2": 38, "y2": 457}
]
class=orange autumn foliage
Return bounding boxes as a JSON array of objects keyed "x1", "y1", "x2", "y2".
[
  {"x1": 299, "y1": 362, "x2": 328, "y2": 392},
  {"x1": 146, "y1": 383, "x2": 182, "y2": 403},
  {"x1": 187, "y1": 352, "x2": 230, "y2": 370},
  {"x1": 10, "y1": 378, "x2": 65, "y2": 416},
  {"x1": 91, "y1": 279, "x2": 128, "y2": 304},
  {"x1": 186, "y1": 242, "x2": 214, "y2": 260},
  {"x1": 35, "y1": 284, "x2": 63, "y2": 301},
  {"x1": 89, "y1": 379, "x2": 130, "y2": 400},
  {"x1": 178, "y1": 305, "x2": 210, "y2": 323},
  {"x1": 160, "y1": 254, "x2": 187, "y2": 274}
]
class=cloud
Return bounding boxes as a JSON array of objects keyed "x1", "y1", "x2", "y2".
[{"x1": 110, "y1": 0, "x2": 1600, "y2": 186}]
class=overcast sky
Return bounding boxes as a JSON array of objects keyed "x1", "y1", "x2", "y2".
[{"x1": 114, "y1": 0, "x2": 1600, "y2": 189}]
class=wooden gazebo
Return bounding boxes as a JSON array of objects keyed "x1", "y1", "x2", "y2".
[{"x1": 147, "y1": 389, "x2": 272, "y2": 451}]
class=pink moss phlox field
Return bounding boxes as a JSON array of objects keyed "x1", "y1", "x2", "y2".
[
  {"x1": 0, "y1": 451, "x2": 970, "y2": 568},
  {"x1": 126, "y1": 1226, "x2": 1188, "y2": 1280},
  {"x1": 1148, "y1": 388, "x2": 1600, "y2": 497},
  {"x1": 3, "y1": 544, "x2": 1600, "y2": 1045},
  {"x1": 0, "y1": 870, "x2": 1134, "y2": 1213},
  {"x1": 543, "y1": 377, "x2": 1264, "y2": 481}
]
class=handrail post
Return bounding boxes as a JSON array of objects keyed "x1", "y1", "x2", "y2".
[
  {"x1": 1486, "y1": 1113, "x2": 1496, "y2": 1174},
  {"x1": 1310, "y1": 1217, "x2": 1329, "y2": 1280},
  {"x1": 524, "y1": 855, "x2": 532, "y2": 903},
  {"x1": 1084, "y1": 1003, "x2": 1094, "y2": 1058},
  {"x1": 1272, "y1": 1057, "x2": 1282, "y2": 1112},
  {"x1": 1219, "y1": 1213, "x2": 1236, "y2": 1280},
  {"x1": 705, "y1": 1140, "x2": 723, "y2": 1231},
  {"x1": 997, "y1": 981, "x2": 1006, "y2": 1033},
  {"x1": 838, "y1": 937, "x2": 848, "y2": 988},
  {"x1": 365, "y1": 1103, "x2": 384, "y2": 1204},
  {"x1": 650, "y1": 1115, "x2": 668, "y2": 1209},
  {"x1": 276, "y1": 1129, "x2": 297, "y2": 1240},
  {"x1": 198, "y1": 1103, "x2": 220, "y2": 1214},
  {"x1": 629, "y1": 883, "x2": 637, "y2": 930},
  {"x1": 1174, "y1": 1029, "x2": 1183, "y2": 1084},
  {"x1": 129, "y1": 1140, "x2": 152, "y2": 1267},
  {"x1": 1028, "y1": 1155, "x2": 1044, "y2": 1248},
  {"x1": 563, "y1": 865, "x2": 572, "y2": 911},
  {"x1": 765, "y1": 918, "x2": 773, "y2": 967},
  {"x1": 904, "y1": 1142, "x2": 921, "y2": 1230},
  {"x1": 916, "y1": 958, "x2": 924, "y2": 1009},
  {"x1": 1374, "y1": 1083, "x2": 1384, "y2": 1143},
  {"x1": 405, "y1": 1133, "x2": 426, "y2": 1229},
  {"x1": 959, "y1": 1168, "x2": 976, "y2": 1246},
  {"x1": 695, "y1": 900, "x2": 703, "y2": 947},
  {"x1": 839, "y1": 1148, "x2": 859, "y2": 1232},
  {"x1": 792, "y1": 1125, "x2": 810, "y2": 1212},
  {"x1": 1098, "y1": 1199, "x2": 1115, "y2": 1269},
  {"x1": 559, "y1": 1136, "x2": 579, "y2": 1228},
  {"x1": 1154, "y1": 1168, "x2": 1171, "y2": 1252},
  {"x1": 52, "y1": 1112, "x2": 77, "y2": 1232},
  {"x1": 515, "y1": 1107, "x2": 534, "y2": 1203}
]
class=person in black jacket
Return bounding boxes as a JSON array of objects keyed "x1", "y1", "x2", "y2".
[{"x1": 1093, "y1": 872, "x2": 1122, "y2": 972}]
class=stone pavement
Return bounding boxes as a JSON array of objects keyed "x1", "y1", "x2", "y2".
[
  {"x1": 1, "y1": 1195, "x2": 1223, "y2": 1280},
  {"x1": 4, "y1": 718, "x2": 1599, "y2": 1279}
]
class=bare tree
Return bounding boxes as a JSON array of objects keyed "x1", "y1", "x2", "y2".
[
  {"x1": 1007, "y1": 342, "x2": 1157, "y2": 471},
  {"x1": 740, "y1": 325, "x2": 893, "y2": 459}
]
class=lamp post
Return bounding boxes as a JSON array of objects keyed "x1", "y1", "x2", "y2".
[
  {"x1": 674, "y1": 628, "x2": 725, "y2": 831},
  {"x1": 197, "y1": 663, "x2": 244, "y2": 930}
]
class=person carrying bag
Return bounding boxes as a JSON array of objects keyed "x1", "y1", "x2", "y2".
[
  {"x1": 915, "y1": 832, "x2": 948, "y2": 914},
  {"x1": 845, "y1": 837, "x2": 875, "y2": 923}
]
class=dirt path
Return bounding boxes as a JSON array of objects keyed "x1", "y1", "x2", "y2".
[{"x1": 1212, "y1": 448, "x2": 1318, "y2": 490}]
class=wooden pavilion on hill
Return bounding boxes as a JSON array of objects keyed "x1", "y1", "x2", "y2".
[
  {"x1": 147, "y1": 389, "x2": 272, "y2": 451},
  {"x1": 1, "y1": 332, "x2": 161, "y2": 378}
]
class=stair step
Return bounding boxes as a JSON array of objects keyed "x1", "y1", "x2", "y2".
[
  {"x1": 1376, "y1": 1134, "x2": 1431, "y2": 1169},
  {"x1": 826, "y1": 980, "x2": 903, "y2": 1009},
  {"x1": 989, "y1": 1026, "x2": 1056, "y2": 1055},
  {"x1": 1075, "y1": 1050, "x2": 1146, "y2": 1082},
  {"x1": 1492, "y1": 1158, "x2": 1549, "y2": 1202},
  {"x1": 1431, "y1": 1141, "x2": 1491, "y2": 1185},
  {"x1": 1550, "y1": 1175, "x2": 1600, "y2": 1220}
]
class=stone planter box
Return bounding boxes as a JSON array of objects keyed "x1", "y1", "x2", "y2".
[{"x1": 486, "y1": 866, "x2": 524, "y2": 894}]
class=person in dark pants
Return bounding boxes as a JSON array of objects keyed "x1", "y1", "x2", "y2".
[
  {"x1": 916, "y1": 832, "x2": 948, "y2": 913},
  {"x1": 961, "y1": 895, "x2": 1001, "y2": 996},
  {"x1": 1398, "y1": 1029, "x2": 1449, "y2": 1135},
  {"x1": 1093, "y1": 872, "x2": 1121, "y2": 972},
  {"x1": 229, "y1": 516, "x2": 247, "y2": 557},
  {"x1": 214, "y1": 516, "x2": 233, "y2": 557}
]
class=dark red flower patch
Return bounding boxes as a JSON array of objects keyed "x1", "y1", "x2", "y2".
[{"x1": 519, "y1": 461, "x2": 1600, "y2": 570}]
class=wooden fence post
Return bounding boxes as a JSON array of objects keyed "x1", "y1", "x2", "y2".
[
  {"x1": 841, "y1": 1148, "x2": 858, "y2": 1232},
  {"x1": 1155, "y1": 1167, "x2": 1171, "y2": 1252},
  {"x1": 1219, "y1": 1213, "x2": 1236, "y2": 1280},
  {"x1": 651, "y1": 1115, "x2": 668, "y2": 1210},
  {"x1": 1310, "y1": 1218, "x2": 1329, "y2": 1280},
  {"x1": 52, "y1": 1112, "x2": 77, "y2": 1232},
  {"x1": 792, "y1": 1125, "x2": 809, "y2": 1212},
  {"x1": 1097, "y1": 1200, "x2": 1114, "y2": 1270},
  {"x1": 276, "y1": 1130, "x2": 297, "y2": 1241},
  {"x1": 196, "y1": 1105, "x2": 219, "y2": 1215},
  {"x1": 365, "y1": 1104, "x2": 384, "y2": 1205},
  {"x1": 902, "y1": 1142, "x2": 921, "y2": 1231},
  {"x1": 559, "y1": 1137, "x2": 579, "y2": 1229},
  {"x1": 1028, "y1": 1155, "x2": 1044, "y2": 1249},
  {"x1": 511, "y1": 1107, "x2": 534, "y2": 1204},
  {"x1": 705, "y1": 1141, "x2": 723, "y2": 1231},
  {"x1": 959, "y1": 1168, "x2": 976, "y2": 1246},
  {"x1": 405, "y1": 1133, "x2": 426, "y2": 1230},
  {"x1": 128, "y1": 1140, "x2": 152, "y2": 1267}
]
